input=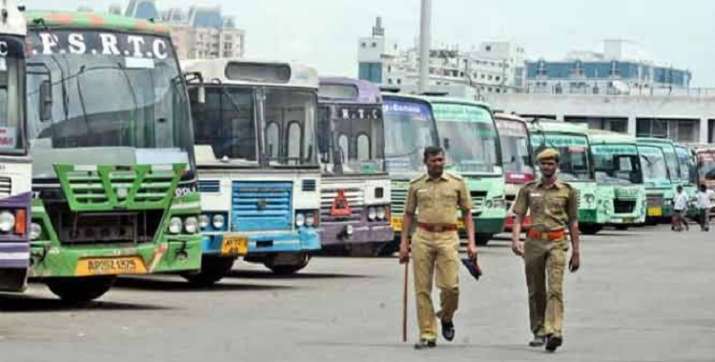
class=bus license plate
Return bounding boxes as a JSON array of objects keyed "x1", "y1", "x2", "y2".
[
  {"x1": 221, "y1": 234, "x2": 248, "y2": 256},
  {"x1": 391, "y1": 217, "x2": 402, "y2": 232},
  {"x1": 623, "y1": 217, "x2": 635, "y2": 223},
  {"x1": 647, "y1": 207, "x2": 662, "y2": 217},
  {"x1": 76, "y1": 256, "x2": 147, "y2": 276}
]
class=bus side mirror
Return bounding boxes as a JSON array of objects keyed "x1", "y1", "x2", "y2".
[{"x1": 39, "y1": 80, "x2": 52, "y2": 122}]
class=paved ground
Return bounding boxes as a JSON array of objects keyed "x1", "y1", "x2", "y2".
[{"x1": 1, "y1": 224, "x2": 714, "y2": 362}]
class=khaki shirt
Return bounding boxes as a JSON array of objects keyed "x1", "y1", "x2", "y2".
[
  {"x1": 513, "y1": 178, "x2": 579, "y2": 231},
  {"x1": 405, "y1": 172, "x2": 473, "y2": 224}
]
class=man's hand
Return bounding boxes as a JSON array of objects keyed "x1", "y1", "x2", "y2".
[
  {"x1": 467, "y1": 243, "x2": 478, "y2": 260},
  {"x1": 398, "y1": 242, "x2": 410, "y2": 264},
  {"x1": 569, "y1": 251, "x2": 580, "y2": 272},
  {"x1": 511, "y1": 239, "x2": 524, "y2": 256}
]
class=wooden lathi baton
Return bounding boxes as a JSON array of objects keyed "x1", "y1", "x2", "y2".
[{"x1": 402, "y1": 259, "x2": 409, "y2": 343}]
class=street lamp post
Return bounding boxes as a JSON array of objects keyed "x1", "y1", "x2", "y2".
[{"x1": 418, "y1": 0, "x2": 431, "y2": 94}]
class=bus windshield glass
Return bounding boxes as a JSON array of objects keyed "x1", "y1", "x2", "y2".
[
  {"x1": 319, "y1": 103, "x2": 384, "y2": 174},
  {"x1": 26, "y1": 30, "x2": 194, "y2": 178},
  {"x1": 531, "y1": 133, "x2": 592, "y2": 181},
  {"x1": 638, "y1": 146, "x2": 670, "y2": 184},
  {"x1": 591, "y1": 144, "x2": 642, "y2": 185},
  {"x1": 263, "y1": 88, "x2": 318, "y2": 166},
  {"x1": 675, "y1": 146, "x2": 697, "y2": 184},
  {"x1": 496, "y1": 119, "x2": 533, "y2": 178},
  {"x1": 382, "y1": 98, "x2": 437, "y2": 174},
  {"x1": 433, "y1": 103, "x2": 500, "y2": 175},
  {"x1": 0, "y1": 35, "x2": 25, "y2": 155},
  {"x1": 190, "y1": 86, "x2": 257, "y2": 165}
]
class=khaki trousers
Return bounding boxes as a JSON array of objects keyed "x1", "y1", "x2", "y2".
[
  {"x1": 524, "y1": 237, "x2": 567, "y2": 338},
  {"x1": 412, "y1": 228, "x2": 460, "y2": 341}
]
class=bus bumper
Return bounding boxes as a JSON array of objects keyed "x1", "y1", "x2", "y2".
[{"x1": 319, "y1": 222, "x2": 393, "y2": 247}]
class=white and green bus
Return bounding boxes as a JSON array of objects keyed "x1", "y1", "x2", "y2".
[
  {"x1": 429, "y1": 98, "x2": 506, "y2": 245},
  {"x1": 587, "y1": 130, "x2": 646, "y2": 228}
]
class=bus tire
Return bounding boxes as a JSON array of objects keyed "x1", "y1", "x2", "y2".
[
  {"x1": 47, "y1": 276, "x2": 116, "y2": 303},
  {"x1": 475, "y1": 233, "x2": 493, "y2": 246},
  {"x1": 377, "y1": 239, "x2": 400, "y2": 257},
  {"x1": 182, "y1": 256, "x2": 235, "y2": 287},
  {"x1": 265, "y1": 253, "x2": 310, "y2": 275}
]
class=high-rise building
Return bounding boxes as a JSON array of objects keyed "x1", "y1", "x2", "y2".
[
  {"x1": 121, "y1": 2, "x2": 245, "y2": 60},
  {"x1": 357, "y1": 17, "x2": 527, "y2": 98}
]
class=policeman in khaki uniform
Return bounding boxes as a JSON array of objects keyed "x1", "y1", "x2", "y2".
[
  {"x1": 511, "y1": 148, "x2": 581, "y2": 353},
  {"x1": 399, "y1": 146, "x2": 477, "y2": 350}
]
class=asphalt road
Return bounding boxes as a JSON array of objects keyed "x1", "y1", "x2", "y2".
[{"x1": 1, "y1": 224, "x2": 714, "y2": 362}]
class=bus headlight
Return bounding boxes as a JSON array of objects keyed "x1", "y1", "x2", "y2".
[
  {"x1": 584, "y1": 194, "x2": 595, "y2": 205},
  {"x1": 0, "y1": 211, "x2": 15, "y2": 233},
  {"x1": 367, "y1": 207, "x2": 377, "y2": 221},
  {"x1": 199, "y1": 214, "x2": 210, "y2": 229},
  {"x1": 168, "y1": 217, "x2": 182, "y2": 234},
  {"x1": 306, "y1": 213, "x2": 316, "y2": 227},
  {"x1": 212, "y1": 214, "x2": 226, "y2": 230},
  {"x1": 376, "y1": 206, "x2": 386, "y2": 220},
  {"x1": 295, "y1": 213, "x2": 305, "y2": 227},
  {"x1": 485, "y1": 200, "x2": 493, "y2": 209},
  {"x1": 184, "y1": 217, "x2": 199, "y2": 234},
  {"x1": 30, "y1": 222, "x2": 42, "y2": 240}
]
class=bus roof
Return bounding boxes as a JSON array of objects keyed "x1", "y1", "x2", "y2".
[
  {"x1": 587, "y1": 129, "x2": 636, "y2": 145},
  {"x1": 528, "y1": 120, "x2": 589, "y2": 136},
  {"x1": 318, "y1": 77, "x2": 381, "y2": 104},
  {"x1": 25, "y1": 10, "x2": 170, "y2": 36},
  {"x1": 494, "y1": 113, "x2": 527, "y2": 124},
  {"x1": 381, "y1": 92, "x2": 433, "y2": 104},
  {"x1": 182, "y1": 58, "x2": 319, "y2": 90},
  {"x1": 0, "y1": 1, "x2": 25, "y2": 36},
  {"x1": 425, "y1": 96, "x2": 492, "y2": 111},
  {"x1": 636, "y1": 137, "x2": 676, "y2": 147}
]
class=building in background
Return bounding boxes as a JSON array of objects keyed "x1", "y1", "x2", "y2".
[
  {"x1": 526, "y1": 39, "x2": 692, "y2": 96},
  {"x1": 357, "y1": 17, "x2": 527, "y2": 99},
  {"x1": 119, "y1": 0, "x2": 245, "y2": 60}
]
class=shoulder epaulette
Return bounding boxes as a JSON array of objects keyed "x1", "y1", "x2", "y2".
[{"x1": 409, "y1": 174, "x2": 427, "y2": 184}]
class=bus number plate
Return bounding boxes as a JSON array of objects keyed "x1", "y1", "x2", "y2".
[
  {"x1": 221, "y1": 234, "x2": 248, "y2": 256},
  {"x1": 76, "y1": 256, "x2": 148, "y2": 276},
  {"x1": 390, "y1": 217, "x2": 402, "y2": 232},
  {"x1": 647, "y1": 207, "x2": 662, "y2": 217}
]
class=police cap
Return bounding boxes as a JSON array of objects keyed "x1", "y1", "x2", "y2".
[{"x1": 537, "y1": 148, "x2": 560, "y2": 162}]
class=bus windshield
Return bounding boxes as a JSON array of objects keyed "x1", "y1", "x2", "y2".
[
  {"x1": 698, "y1": 151, "x2": 715, "y2": 181},
  {"x1": 675, "y1": 146, "x2": 697, "y2": 184},
  {"x1": 382, "y1": 98, "x2": 437, "y2": 175},
  {"x1": 660, "y1": 145, "x2": 680, "y2": 185},
  {"x1": 318, "y1": 103, "x2": 384, "y2": 174},
  {"x1": 0, "y1": 35, "x2": 25, "y2": 155},
  {"x1": 591, "y1": 144, "x2": 642, "y2": 185},
  {"x1": 638, "y1": 146, "x2": 670, "y2": 184},
  {"x1": 26, "y1": 30, "x2": 194, "y2": 179},
  {"x1": 531, "y1": 133, "x2": 592, "y2": 181},
  {"x1": 433, "y1": 103, "x2": 501, "y2": 175},
  {"x1": 497, "y1": 119, "x2": 534, "y2": 180}
]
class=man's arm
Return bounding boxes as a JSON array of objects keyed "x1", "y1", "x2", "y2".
[
  {"x1": 511, "y1": 214, "x2": 524, "y2": 256},
  {"x1": 463, "y1": 208, "x2": 477, "y2": 259},
  {"x1": 399, "y1": 184, "x2": 418, "y2": 264},
  {"x1": 567, "y1": 188, "x2": 581, "y2": 272}
]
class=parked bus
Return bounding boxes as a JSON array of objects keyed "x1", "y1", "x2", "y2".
[
  {"x1": 184, "y1": 59, "x2": 321, "y2": 280},
  {"x1": 587, "y1": 130, "x2": 646, "y2": 228},
  {"x1": 317, "y1": 77, "x2": 392, "y2": 256},
  {"x1": 694, "y1": 145, "x2": 715, "y2": 212},
  {"x1": 636, "y1": 138, "x2": 680, "y2": 222},
  {"x1": 494, "y1": 113, "x2": 534, "y2": 232},
  {"x1": 674, "y1": 143, "x2": 698, "y2": 216},
  {"x1": 528, "y1": 120, "x2": 613, "y2": 234},
  {"x1": 0, "y1": 1, "x2": 31, "y2": 293},
  {"x1": 636, "y1": 141, "x2": 673, "y2": 223},
  {"x1": 429, "y1": 98, "x2": 506, "y2": 245},
  {"x1": 382, "y1": 93, "x2": 439, "y2": 254},
  {"x1": 25, "y1": 11, "x2": 202, "y2": 301}
]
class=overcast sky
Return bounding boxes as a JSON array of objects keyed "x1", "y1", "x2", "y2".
[{"x1": 23, "y1": 0, "x2": 715, "y2": 86}]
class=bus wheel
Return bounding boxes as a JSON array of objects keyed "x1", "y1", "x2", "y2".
[
  {"x1": 377, "y1": 239, "x2": 400, "y2": 257},
  {"x1": 47, "y1": 276, "x2": 116, "y2": 303},
  {"x1": 264, "y1": 253, "x2": 310, "y2": 275},
  {"x1": 475, "y1": 233, "x2": 493, "y2": 246},
  {"x1": 580, "y1": 225, "x2": 602, "y2": 235},
  {"x1": 182, "y1": 256, "x2": 235, "y2": 287}
]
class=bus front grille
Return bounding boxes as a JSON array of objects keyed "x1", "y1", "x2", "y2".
[{"x1": 231, "y1": 181, "x2": 293, "y2": 232}]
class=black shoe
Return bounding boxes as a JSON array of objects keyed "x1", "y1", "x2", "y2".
[
  {"x1": 528, "y1": 335, "x2": 545, "y2": 347},
  {"x1": 414, "y1": 339, "x2": 436, "y2": 350},
  {"x1": 441, "y1": 320, "x2": 455, "y2": 341},
  {"x1": 545, "y1": 335, "x2": 562, "y2": 352}
]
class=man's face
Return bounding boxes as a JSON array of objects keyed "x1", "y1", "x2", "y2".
[
  {"x1": 539, "y1": 158, "x2": 558, "y2": 178},
  {"x1": 425, "y1": 153, "x2": 445, "y2": 176}
]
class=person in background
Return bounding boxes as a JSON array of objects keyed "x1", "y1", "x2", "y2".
[
  {"x1": 672, "y1": 185, "x2": 689, "y2": 232},
  {"x1": 695, "y1": 184, "x2": 713, "y2": 231}
]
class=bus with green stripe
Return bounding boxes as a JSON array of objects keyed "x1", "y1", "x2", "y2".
[
  {"x1": 528, "y1": 120, "x2": 614, "y2": 234},
  {"x1": 25, "y1": 11, "x2": 201, "y2": 301},
  {"x1": 587, "y1": 130, "x2": 646, "y2": 228},
  {"x1": 428, "y1": 98, "x2": 506, "y2": 245},
  {"x1": 636, "y1": 138, "x2": 680, "y2": 222}
]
